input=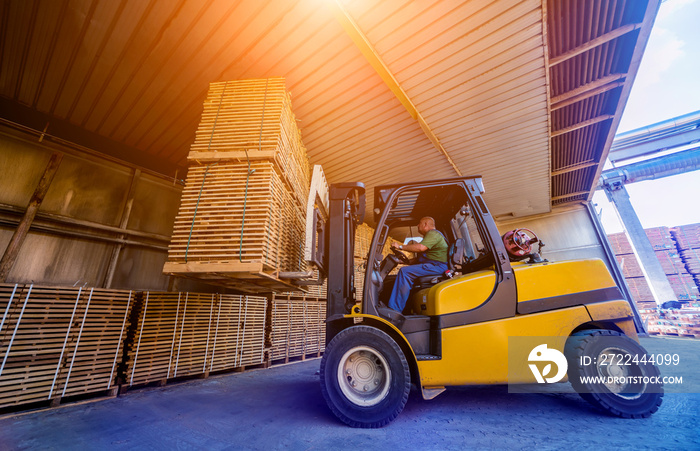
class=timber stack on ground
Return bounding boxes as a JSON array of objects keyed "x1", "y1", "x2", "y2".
[
  {"x1": 608, "y1": 224, "x2": 700, "y2": 338},
  {"x1": 0, "y1": 283, "x2": 330, "y2": 413},
  {"x1": 163, "y1": 78, "x2": 311, "y2": 293}
]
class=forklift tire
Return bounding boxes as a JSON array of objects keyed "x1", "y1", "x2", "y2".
[
  {"x1": 320, "y1": 325, "x2": 411, "y2": 428},
  {"x1": 564, "y1": 329, "x2": 663, "y2": 418}
]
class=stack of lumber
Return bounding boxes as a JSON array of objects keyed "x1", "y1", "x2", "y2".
[
  {"x1": 210, "y1": 294, "x2": 267, "y2": 371},
  {"x1": 125, "y1": 292, "x2": 267, "y2": 386},
  {"x1": 608, "y1": 227, "x2": 700, "y2": 309},
  {"x1": 164, "y1": 78, "x2": 311, "y2": 293},
  {"x1": 625, "y1": 277, "x2": 655, "y2": 309},
  {"x1": 615, "y1": 251, "x2": 687, "y2": 278},
  {"x1": 0, "y1": 284, "x2": 133, "y2": 409},
  {"x1": 666, "y1": 274, "x2": 700, "y2": 301},
  {"x1": 353, "y1": 224, "x2": 399, "y2": 301},
  {"x1": 610, "y1": 224, "x2": 700, "y2": 338},
  {"x1": 269, "y1": 293, "x2": 325, "y2": 362},
  {"x1": 643, "y1": 303, "x2": 700, "y2": 337},
  {"x1": 671, "y1": 224, "x2": 700, "y2": 250},
  {"x1": 672, "y1": 224, "x2": 700, "y2": 293}
]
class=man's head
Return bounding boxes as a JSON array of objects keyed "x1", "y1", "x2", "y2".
[{"x1": 417, "y1": 216, "x2": 436, "y2": 236}]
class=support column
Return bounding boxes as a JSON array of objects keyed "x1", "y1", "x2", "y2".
[
  {"x1": 602, "y1": 173, "x2": 677, "y2": 306},
  {"x1": 103, "y1": 169, "x2": 141, "y2": 288},
  {"x1": 0, "y1": 152, "x2": 63, "y2": 282}
]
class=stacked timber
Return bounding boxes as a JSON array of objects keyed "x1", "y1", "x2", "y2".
[
  {"x1": 609, "y1": 224, "x2": 700, "y2": 338},
  {"x1": 269, "y1": 293, "x2": 325, "y2": 363},
  {"x1": 353, "y1": 224, "x2": 399, "y2": 300},
  {"x1": 643, "y1": 302, "x2": 700, "y2": 338},
  {"x1": 0, "y1": 284, "x2": 133, "y2": 409},
  {"x1": 2, "y1": 282, "x2": 332, "y2": 412},
  {"x1": 609, "y1": 227, "x2": 699, "y2": 307},
  {"x1": 125, "y1": 292, "x2": 267, "y2": 386},
  {"x1": 672, "y1": 224, "x2": 700, "y2": 292},
  {"x1": 164, "y1": 78, "x2": 311, "y2": 293},
  {"x1": 671, "y1": 223, "x2": 700, "y2": 250}
]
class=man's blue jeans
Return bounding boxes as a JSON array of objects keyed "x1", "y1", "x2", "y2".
[{"x1": 387, "y1": 261, "x2": 448, "y2": 312}]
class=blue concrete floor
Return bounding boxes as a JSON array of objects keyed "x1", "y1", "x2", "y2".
[{"x1": 0, "y1": 337, "x2": 697, "y2": 450}]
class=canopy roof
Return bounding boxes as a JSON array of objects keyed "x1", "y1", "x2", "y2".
[{"x1": 0, "y1": 0, "x2": 659, "y2": 221}]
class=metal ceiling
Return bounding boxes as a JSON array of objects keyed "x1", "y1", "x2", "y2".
[{"x1": 0, "y1": 0, "x2": 659, "y2": 221}]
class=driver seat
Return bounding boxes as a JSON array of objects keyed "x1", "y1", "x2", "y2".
[{"x1": 415, "y1": 238, "x2": 465, "y2": 286}]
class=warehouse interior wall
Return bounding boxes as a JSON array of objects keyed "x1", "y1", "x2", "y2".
[{"x1": 0, "y1": 126, "x2": 213, "y2": 292}]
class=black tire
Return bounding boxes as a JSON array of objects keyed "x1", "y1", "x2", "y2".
[
  {"x1": 565, "y1": 329, "x2": 663, "y2": 418},
  {"x1": 319, "y1": 325, "x2": 411, "y2": 428}
]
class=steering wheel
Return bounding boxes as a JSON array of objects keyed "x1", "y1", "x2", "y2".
[
  {"x1": 390, "y1": 247, "x2": 411, "y2": 265},
  {"x1": 503, "y1": 228, "x2": 539, "y2": 258},
  {"x1": 512, "y1": 228, "x2": 539, "y2": 252}
]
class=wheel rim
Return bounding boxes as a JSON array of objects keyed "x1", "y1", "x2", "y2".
[
  {"x1": 596, "y1": 347, "x2": 645, "y2": 400},
  {"x1": 337, "y1": 346, "x2": 391, "y2": 407}
]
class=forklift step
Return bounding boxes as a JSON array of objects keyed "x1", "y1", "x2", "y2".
[{"x1": 416, "y1": 354, "x2": 441, "y2": 361}]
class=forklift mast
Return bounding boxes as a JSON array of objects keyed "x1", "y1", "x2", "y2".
[{"x1": 325, "y1": 182, "x2": 365, "y2": 322}]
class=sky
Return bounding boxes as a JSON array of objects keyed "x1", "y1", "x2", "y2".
[{"x1": 591, "y1": 0, "x2": 700, "y2": 234}]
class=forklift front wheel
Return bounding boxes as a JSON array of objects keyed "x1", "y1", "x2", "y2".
[
  {"x1": 320, "y1": 325, "x2": 411, "y2": 428},
  {"x1": 565, "y1": 329, "x2": 663, "y2": 418}
]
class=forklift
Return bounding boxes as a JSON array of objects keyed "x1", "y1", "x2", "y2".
[{"x1": 305, "y1": 173, "x2": 663, "y2": 428}]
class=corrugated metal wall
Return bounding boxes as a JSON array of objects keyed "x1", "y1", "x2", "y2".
[{"x1": 0, "y1": 126, "x2": 210, "y2": 292}]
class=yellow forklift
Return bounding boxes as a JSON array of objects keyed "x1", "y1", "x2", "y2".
[{"x1": 306, "y1": 176, "x2": 662, "y2": 428}]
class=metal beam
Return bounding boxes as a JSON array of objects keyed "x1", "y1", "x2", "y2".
[
  {"x1": 328, "y1": 0, "x2": 462, "y2": 177},
  {"x1": 550, "y1": 73, "x2": 626, "y2": 106},
  {"x1": 550, "y1": 80, "x2": 625, "y2": 111},
  {"x1": 598, "y1": 146, "x2": 700, "y2": 188},
  {"x1": 551, "y1": 160, "x2": 598, "y2": 177},
  {"x1": 600, "y1": 180, "x2": 677, "y2": 307},
  {"x1": 549, "y1": 23, "x2": 642, "y2": 67},
  {"x1": 550, "y1": 114, "x2": 614, "y2": 137},
  {"x1": 609, "y1": 110, "x2": 700, "y2": 162}
]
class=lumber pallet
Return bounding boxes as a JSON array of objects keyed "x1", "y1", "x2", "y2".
[
  {"x1": 125, "y1": 292, "x2": 267, "y2": 386},
  {"x1": 189, "y1": 78, "x2": 310, "y2": 210},
  {"x1": 2, "y1": 282, "x2": 328, "y2": 410},
  {"x1": 616, "y1": 250, "x2": 689, "y2": 278},
  {"x1": 270, "y1": 294, "x2": 325, "y2": 361},
  {"x1": 671, "y1": 224, "x2": 700, "y2": 250},
  {"x1": 164, "y1": 78, "x2": 313, "y2": 293},
  {"x1": 165, "y1": 162, "x2": 308, "y2": 293},
  {"x1": 0, "y1": 284, "x2": 132, "y2": 408}
]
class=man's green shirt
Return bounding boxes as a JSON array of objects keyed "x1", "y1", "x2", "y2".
[{"x1": 420, "y1": 229, "x2": 448, "y2": 262}]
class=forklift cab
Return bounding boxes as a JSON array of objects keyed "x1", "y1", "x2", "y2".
[
  {"x1": 358, "y1": 177, "x2": 517, "y2": 354},
  {"x1": 365, "y1": 179, "x2": 496, "y2": 317}
]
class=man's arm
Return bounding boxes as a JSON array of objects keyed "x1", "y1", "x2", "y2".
[{"x1": 391, "y1": 241, "x2": 427, "y2": 253}]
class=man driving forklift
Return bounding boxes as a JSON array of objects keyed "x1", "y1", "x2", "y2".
[{"x1": 387, "y1": 216, "x2": 449, "y2": 312}]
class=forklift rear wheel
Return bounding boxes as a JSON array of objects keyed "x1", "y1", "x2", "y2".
[
  {"x1": 565, "y1": 329, "x2": 663, "y2": 418},
  {"x1": 320, "y1": 325, "x2": 410, "y2": 428}
]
